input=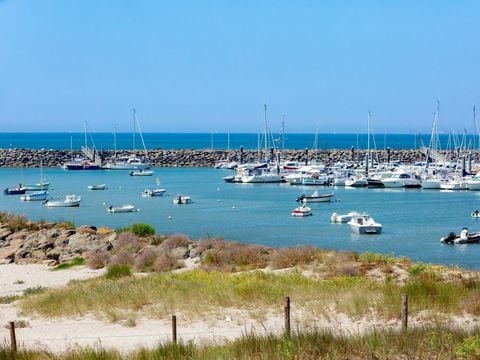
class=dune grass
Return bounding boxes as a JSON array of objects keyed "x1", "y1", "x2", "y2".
[
  {"x1": 19, "y1": 269, "x2": 480, "y2": 323},
  {"x1": 2, "y1": 327, "x2": 480, "y2": 359}
]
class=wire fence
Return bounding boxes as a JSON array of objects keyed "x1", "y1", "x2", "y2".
[{"x1": 2, "y1": 294, "x2": 469, "y2": 353}]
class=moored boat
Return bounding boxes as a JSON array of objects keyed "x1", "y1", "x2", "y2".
[
  {"x1": 107, "y1": 204, "x2": 139, "y2": 213},
  {"x1": 88, "y1": 184, "x2": 107, "y2": 190},
  {"x1": 130, "y1": 169, "x2": 154, "y2": 176},
  {"x1": 4, "y1": 185, "x2": 26, "y2": 195},
  {"x1": 173, "y1": 195, "x2": 192, "y2": 204},
  {"x1": 142, "y1": 188, "x2": 166, "y2": 197},
  {"x1": 440, "y1": 228, "x2": 480, "y2": 244},
  {"x1": 20, "y1": 191, "x2": 48, "y2": 201},
  {"x1": 347, "y1": 213, "x2": 382, "y2": 234},
  {"x1": 330, "y1": 211, "x2": 360, "y2": 223},
  {"x1": 296, "y1": 191, "x2": 334, "y2": 203},
  {"x1": 44, "y1": 194, "x2": 81, "y2": 207},
  {"x1": 23, "y1": 182, "x2": 50, "y2": 191},
  {"x1": 291, "y1": 205, "x2": 312, "y2": 217}
]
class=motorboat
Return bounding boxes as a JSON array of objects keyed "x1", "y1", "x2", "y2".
[
  {"x1": 142, "y1": 188, "x2": 166, "y2": 197},
  {"x1": 440, "y1": 230, "x2": 480, "y2": 244},
  {"x1": 345, "y1": 176, "x2": 368, "y2": 187},
  {"x1": 472, "y1": 210, "x2": 480, "y2": 218},
  {"x1": 214, "y1": 160, "x2": 238, "y2": 169},
  {"x1": 4, "y1": 185, "x2": 26, "y2": 195},
  {"x1": 439, "y1": 178, "x2": 469, "y2": 191},
  {"x1": 20, "y1": 191, "x2": 48, "y2": 201},
  {"x1": 330, "y1": 211, "x2": 360, "y2": 223},
  {"x1": 347, "y1": 213, "x2": 382, "y2": 234},
  {"x1": 296, "y1": 191, "x2": 334, "y2": 203},
  {"x1": 44, "y1": 194, "x2": 81, "y2": 207},
  {"x1": 88, "y1": 184, "x2": 107, "y2": 190},
  {"x1": 241, "y1": 168, "x2": 282, "y2": 183},
  {"x1": 382, "y1": 172, "x2": 422, "y2": 188},
  {"x1": 291, "y1": 205, "x2": 312, "y2": 217},
  {"x1": 107, "y1": 204, "x2": 139, "y2": 213},
  {"x1": 130, "y1": 169, "x2": 154, "y2": 176},
  {"x1": 173, "y1": 195, "x2": 192, "y2": 204}
]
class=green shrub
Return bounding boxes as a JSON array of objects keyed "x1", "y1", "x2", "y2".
[
  {"x1": 105, "y1": 264, "x2": 132, "y2": 280},
  {"x1": 52, "y1": 257, "x2": 85, "y2": 271},
  {"x1": 131, "y1": 223, "x2": 155, "y2": 237},
  {"x1": 456, "y1": 335, "x2": 480, "y2": 357},
  {"x1": 408, "y1": 262, "x2": 427, "y2": 276}
]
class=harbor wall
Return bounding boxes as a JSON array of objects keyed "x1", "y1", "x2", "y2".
[{"x1": 0, "y1": 148, "x2": 476, "y2": 168}]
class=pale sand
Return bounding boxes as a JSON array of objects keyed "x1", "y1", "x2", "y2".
[{"x1": 0, "y1": 264, "x2": 478, "y2": 354}]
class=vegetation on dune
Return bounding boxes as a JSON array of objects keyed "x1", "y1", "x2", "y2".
[{"x1": 2, "y1": 327, "x2": 480, "y2": 359}]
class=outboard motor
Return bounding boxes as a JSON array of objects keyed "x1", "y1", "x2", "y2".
[{"x1": 440, "y1": 232, "x2": 457, "y2": 244}]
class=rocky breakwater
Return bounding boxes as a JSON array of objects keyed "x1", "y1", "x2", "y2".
[
  {"x1": 0, "y1": 147, "x2": 477, "y2": 168},
  {"x1": 0, "y1": 221, "x2": 116, "y2": 266}
]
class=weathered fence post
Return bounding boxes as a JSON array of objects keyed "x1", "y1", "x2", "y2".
[
  {"x1": 401, "y1": 294, "x2": 408, "y2": 330},
  {"x1": 284, "y1": 296, "x2": 291, "y2": 336},
  {"x1": 9, "y1": 321, "x2": 17, "y2": 352},
  {"x1": 172, "y1": 315, "x2": 177, "y2": 344}
]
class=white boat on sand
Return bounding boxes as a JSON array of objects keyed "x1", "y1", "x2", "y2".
[
  {"x1": 107, "y1": 204, "x2": 139, "y2": 213},
  {"x1": 348, "y1": 213, "x2": 382, "y2": 234},
  {"x1": 44, "y1": 194, "x2": 81, "y2": 207}
]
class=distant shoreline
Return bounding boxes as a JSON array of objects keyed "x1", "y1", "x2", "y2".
[{"x1": 0, "y1": 148, "x2": 475, "y2": 168}]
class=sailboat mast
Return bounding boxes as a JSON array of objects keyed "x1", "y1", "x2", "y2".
[
  {"x1": 113, "y1": 126, "x2": 117, "y2": 157},
  {"x1": 84, "y1": 121, "x2": 88, "y2": 149},
  {"x1": 264, "y1": 103, "x2": 268, "y2": 161},
  {"x1": 132, "y1": 108, "x2": 136, "y2": 151}
]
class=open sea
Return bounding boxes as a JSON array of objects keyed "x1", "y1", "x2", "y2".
[
  {"x1": 0, "y1": 132, "x2": 476, "y2": 151},
  {"x1": 1, "y1": 167, "x2": 480, "y2": 270}
]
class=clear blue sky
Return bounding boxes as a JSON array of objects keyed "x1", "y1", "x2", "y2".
[{"x1": 0, "y1": 1, "x2": 479, "y2": 134}]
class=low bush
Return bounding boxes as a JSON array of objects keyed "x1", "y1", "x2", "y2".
[
  {"x1": 269, "y1": 246, "x2": 317, "y2": 269},
  {"x1": 114, "y1": 231, "x2": 142, "y2": 253},
  {"x1": 154, "y1": 253, "x2": 178, "y2": 272},
  {"x1": 131, "y1": 223, "x2": 155, "y2": 237},
  {"x1": 105, "y1": 264, "x2": 132, "y2": 280},
  {"x1": 134, "y1": 246, "x2": 158, "y2": 272},
  {"x1": 161, "y1": 233, "x2": 191, "y2": 251},
  {"x1": 87, "y1": 250, "x2": 111, "y2": 269},
  {"x1": 53, "y1": 256, "x2": 85, "y2": 271}
]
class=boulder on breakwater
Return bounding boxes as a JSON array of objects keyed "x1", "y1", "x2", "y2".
[{"x1": 0, "y1": 148, "x2": 476, "y2": 168}]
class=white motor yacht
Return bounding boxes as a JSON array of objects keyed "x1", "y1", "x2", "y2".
[{"x1": 348, "y1": 213, "x2": 382, "y2": 234}]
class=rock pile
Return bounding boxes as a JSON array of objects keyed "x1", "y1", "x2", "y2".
[{"x1": 0, "y1": 148, "x2": 476, "y2": 168}]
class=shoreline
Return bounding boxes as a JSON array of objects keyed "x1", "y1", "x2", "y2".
[{"x1": 0, "y1": 148, "x2": 476, "y2": 168}]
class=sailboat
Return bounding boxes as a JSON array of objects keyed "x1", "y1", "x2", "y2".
[
  {"x1": 63, "y1": 122, "x2": 102, "y2": 170},
  {"x1": 103, "y1": 109, "x2": 151, "y2": 170},
  {"x1": 23, "y1": 160, "x2": 50, "y2": 191}
]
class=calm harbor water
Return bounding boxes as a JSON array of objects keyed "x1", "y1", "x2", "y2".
[
  {"x1": 1, "y1": 167, "x2": 480, "y2": 270},
  {"x1": 0, "y1": 132, "x2": 474, "y2": 151}
]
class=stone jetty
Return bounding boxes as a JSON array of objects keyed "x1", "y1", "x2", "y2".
[{"x1": 0, "y1": 148, "x2": 477, "y2": 168}]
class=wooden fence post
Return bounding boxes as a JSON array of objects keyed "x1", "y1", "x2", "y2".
[
  {"x1": 284, "y1": 296, "x2": 291, "y2": 336},
  {"x1": 172, "y1": 315, "x2": 177, "y2": 344},
  {"x1": 401, "y1": 294, "x2": 408, "y2": 330},
  {"x1": 9, "y1": 321, "x2": 17, "y2": 352}
]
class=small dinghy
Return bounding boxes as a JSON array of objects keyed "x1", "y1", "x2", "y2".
[
  {"x1": 472, "y1": 210, "x2": 480, "y2": 218},
  {"x1": 44, "y1": 194, "x2": 81, "y2": 207},
  {"x1": 440, "y1": 228, "x2": 480, "y2": 244},
  {"x1": 130, "y1": 169, "x2": 154, "y2": 176},
  {"x1": 107, "y1": 204, "x2": 139, "y2": 213},
  {"x1": 143, "y1": 188, "x2": 166, "y2": 197},
  {"x1": 173, "y1": 195, "x2": 192, "y2": 204},
  {"x1": 291, "y1": 204, "x2": 312, "y2": 217},
  {"x1": 88, "y1": 184, "x2": 107, "y2": 190}
]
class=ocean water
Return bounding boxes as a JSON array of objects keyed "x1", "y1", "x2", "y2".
[
  {"x1": 0, "y1": 132, "x2": 475, "y2": 150},
  {"x1": 1, "y1": 167, "x2": 480, "y2": 270}
]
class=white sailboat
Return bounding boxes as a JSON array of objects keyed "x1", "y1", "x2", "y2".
[{"x1": 103, "y1": 109, "x2": 151, "y2": 170}]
